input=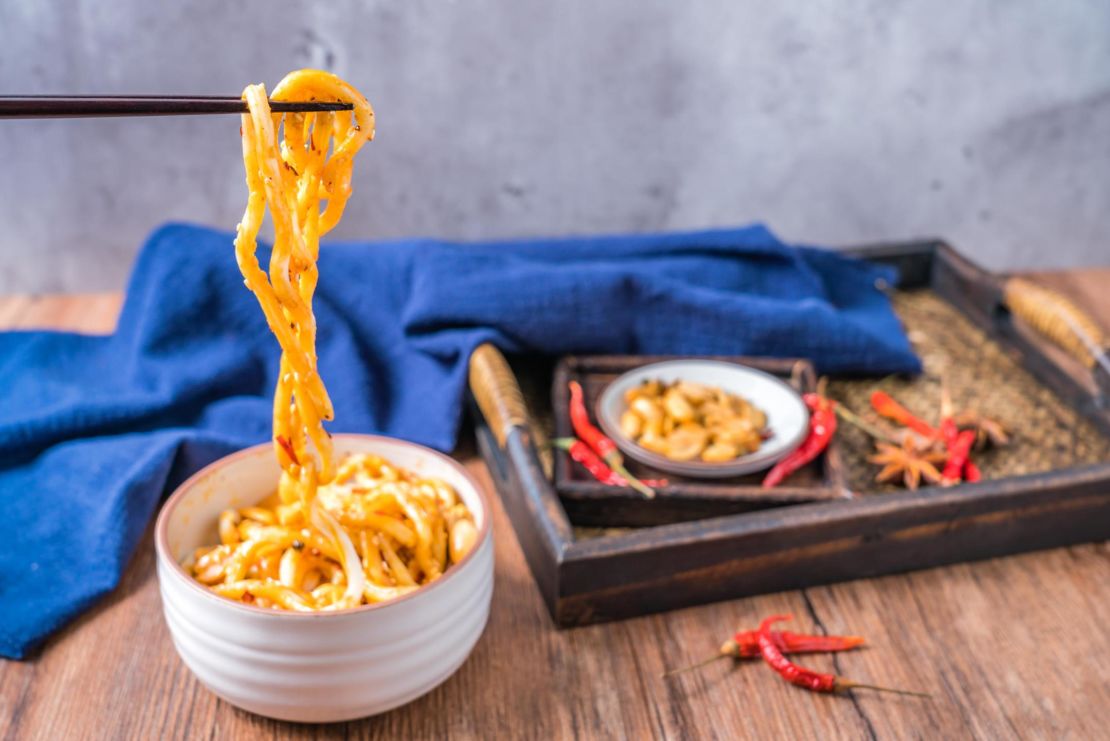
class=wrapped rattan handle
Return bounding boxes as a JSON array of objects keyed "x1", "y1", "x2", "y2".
[
  {"x1": 468, "y1": 343, "x2": 529, "y2": 447},
  {"x1": 1004, "y1": 277, "x2": 1108, "y2": 370}
]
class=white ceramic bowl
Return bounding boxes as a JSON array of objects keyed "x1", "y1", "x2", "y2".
[
  {"x1": 155, "y1": 434, "x2": 494, "y2": 723},
  {"x1": 596, "y1": 359, "x2": 809, "y2": 479}
]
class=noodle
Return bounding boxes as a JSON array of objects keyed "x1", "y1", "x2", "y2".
[{"x1": 190, "y1": 70, "x2": 477, "y2": 611}]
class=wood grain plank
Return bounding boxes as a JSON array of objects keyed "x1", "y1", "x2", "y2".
[
  {"x1": 804, "y1": 544, "x2": 1110, "y2": 739},
  {"x1": 0, "y1": 292, "x2": 121, "y2": 332},
  {"x1": 0, "y1": 294, "x2": 34, "y2": 327},
  {"x1": 1, "y1": 282, "x2": 1109, "y2": 740}
]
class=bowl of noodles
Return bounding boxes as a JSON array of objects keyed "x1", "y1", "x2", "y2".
[
  {"x1": 154, "y1": 434, "x2": 494, "y2": 722},
  {"x1": 154, "y1": 69, "x2": 494, "y2": 721}
]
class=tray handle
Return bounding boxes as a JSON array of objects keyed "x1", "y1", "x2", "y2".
[
  {"x1": 1003, "y1": 278, "x2": 1110, "y2": 374},
  {"x1": 468, "y1": 343, "x2": 530, "y2": 447}
]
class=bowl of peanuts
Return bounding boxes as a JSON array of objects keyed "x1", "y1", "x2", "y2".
[{"x1": 596, "y1": 359, "x2": 809, "y2": 478}]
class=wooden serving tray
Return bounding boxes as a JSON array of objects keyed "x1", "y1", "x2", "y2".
[
  {"x1": 551, "y1": 355, "x2": 849, "y2": 527},
  {"x1": 467, "y1": 239, "x2": 1110, "y2": 628}
]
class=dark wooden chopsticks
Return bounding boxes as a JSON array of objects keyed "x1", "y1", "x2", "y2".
[{"x1": 0, "y1": 96, "x2": 354, "y2": 118}]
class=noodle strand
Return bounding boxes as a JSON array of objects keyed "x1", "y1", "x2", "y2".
[{"x1": 191, "y1": 70, "x2": 476, "y2": 611}]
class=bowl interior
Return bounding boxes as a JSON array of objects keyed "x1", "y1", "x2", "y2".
[
  {"x1": 596, "y1": 359, "x2": 809, "y2": 478},
  {"x1": 161, "y1": 435, "x2": 488, "y2": 568}
]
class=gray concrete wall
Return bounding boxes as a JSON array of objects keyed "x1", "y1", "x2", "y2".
[{"x1": 1, "y1": 1, "x2": 1108, "y2": 293}]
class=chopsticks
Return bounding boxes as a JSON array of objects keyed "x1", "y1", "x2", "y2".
[{"x1": 0, "y1": 96, "x2": 354, "y2": 118}]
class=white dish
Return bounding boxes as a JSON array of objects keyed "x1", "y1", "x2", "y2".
[
  {"x1": 596, "y1": 359, "x2": 809, "y2": 479},
  {"x1": 155, "y1": 434, "x2": 494, "y2": 723}
]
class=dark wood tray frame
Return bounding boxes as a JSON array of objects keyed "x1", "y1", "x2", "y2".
[
  {"x1": 551, "y1": 355, "x2": 850, "y2": 527},
  {"x1": 467, "y1": 239, "x2": 1110, "y2": 628}
]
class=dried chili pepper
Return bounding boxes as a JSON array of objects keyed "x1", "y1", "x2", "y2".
[
  {"x1": 762, "y1": 392, "x2": 836, "y2": 488},
  {"x1": 939, "y1": 417, "x2": 960, "y2": 449},
  {"x1": 870, "y1": 391, "x2": 937, "y2": 439},
  {"x1": 939, "y1": 392, "x2": 969, "y2": 485},
  {"x1": 553, "y1": 438, "x2": 667, "y2": 489},
  {"x1": 569, "y1": 381, "x2": 620, "y2": 460},
  {"x1": 732, "y1": 629, "x2": 863, "y2": 658},
  {"x1": 664, "y1": 628, "x2": 864, "y2": 677},
  {"x1": 757, "y1": 615, "x2": 928, "y2": 697},
  {"x1": 964, "y1": 460, "x2": 982, "y2": 482},
  {"x1": 555, "y1": 436, "x2": 614, "y2": 483},
  {"x1": 568, "y1": 381, "x2": 656, "y2": 498},
  {"x1": 941, "y1": 429, "x2": 976, "y2": 486},
  {"x1": 940, "y1": 387, "x2": 983, "y2": 484}
]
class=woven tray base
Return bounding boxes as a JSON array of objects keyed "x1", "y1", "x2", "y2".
[{"x1": 830, "y1": 290, "x2": 1110, "y2": 494}]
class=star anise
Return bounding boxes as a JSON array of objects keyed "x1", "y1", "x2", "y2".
[{"x1": 868, "y1": 437, "x2": 947, "y2": 490}]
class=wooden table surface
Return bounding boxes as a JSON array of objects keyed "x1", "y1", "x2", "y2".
[{"x1": 2, "y1": 271, "x2": 1109, "y2": 740}]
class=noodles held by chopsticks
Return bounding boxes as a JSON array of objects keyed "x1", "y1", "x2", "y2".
[
  {"x1": 235, "y1": 69, "x2": 374, "y2": 502},
  {"x1": 191, "y1": 70, "x2": 477, "y2": 610}
]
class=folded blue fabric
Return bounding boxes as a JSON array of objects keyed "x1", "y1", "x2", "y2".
[{"x1": 0, "y1": 222, "x2": 919, "y2": 658}]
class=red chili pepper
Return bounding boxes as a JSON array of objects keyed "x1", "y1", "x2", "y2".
[
  {"x1": 731, "y1": 629, "x2": 865, "y2": 658},
  {"x1": 942, "y1": 429, "x2": 976, "y2": 485},
  {"x1": 557, "y1": 437, "x2": 617, "y2": 483},
  {"x1": 940, "y1": 418, "x2": 960, "y2": 448},
  {"x1": 870, "y1": 391, "x2": 937, "y2": 439},
  {"x1": 757, "y1": 615, "x2": 927, "y2": 697},
  {"x1": 568, "y1": 381, "x2": 656, "y2": 498},
  {"x1": 663, "y1": 627, "x2": 865, "y2": 677},
  {"x1": 939, "y1": 411, "x2": 965, "y2": 485},
  {"x1": 569, "y1": 381, "x2": 618, "y2": 458},
  {"x1": 762, "y1": 393, "x2": 836, "y2": 488},
  {"x1": 554, "y1": 438, "x2": 667, "y2": 489},
  {"x1": 939, "y1": 388, "x2": 979, "y2": 485},
  {"x1": 757, "y1": 615, "x2": 837, "y2": 692},
  {"x1": 964, "y1": 460, "x2": 982, "y2": 482}
]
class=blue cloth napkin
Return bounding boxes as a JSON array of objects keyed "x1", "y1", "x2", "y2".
[{"x1": 0, "y1": 222, "x2": 919, "y2": 658}]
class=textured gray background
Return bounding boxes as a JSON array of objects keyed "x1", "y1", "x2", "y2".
[{"x1": 1, "y1": 1, "x2": 1108, "y2": 293}]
